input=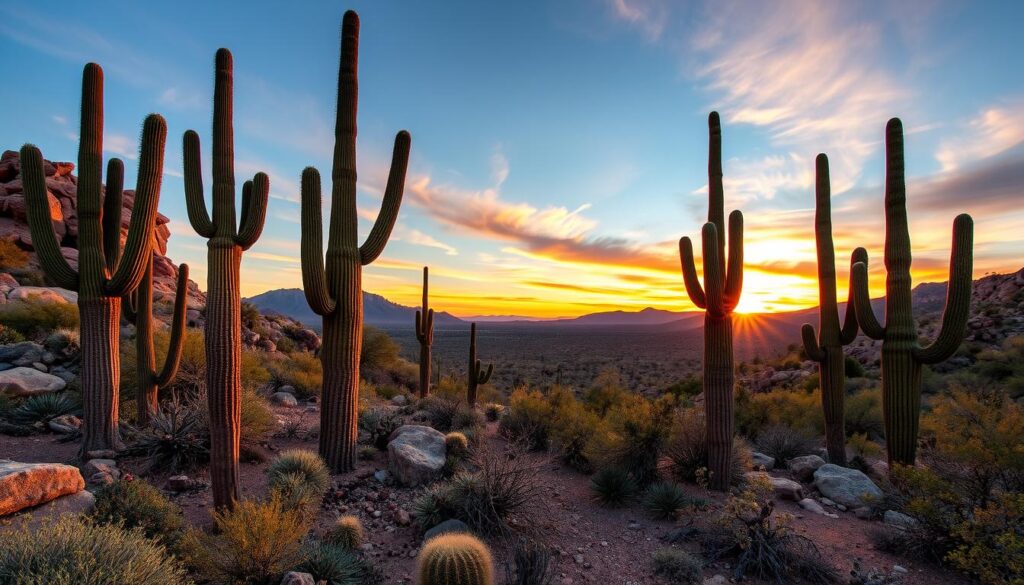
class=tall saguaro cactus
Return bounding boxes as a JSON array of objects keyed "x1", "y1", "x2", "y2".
[
  {"x1": 851, "y1": 119, "x2": 973, "y2": 467},
  {"x1": 801, "y1": 154, "x2": 865, "y2": 466},
  {"x1": 466, "y1": 323, "x2": 493, "y2": 408},
  {"x1": 301, "y1": 11, "x2": 411, "y2": 472},
  {"x1": 184, "y1": 48, "x2": 270, "y2": 509},
  {"x1": 124, "y1": 255, "x2": 189, "y2": 426},
  {"x1": 415, "y1": 266, "x2": 434, "y2": 399},
  {"x1": 21, "y1": 63, "x2": 166, "y2": 455},
  {"x1": 678, "y1": 112, "x2": 744, "y2": 491}
]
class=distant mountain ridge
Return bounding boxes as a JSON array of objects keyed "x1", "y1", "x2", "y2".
[{"x1": 245, "y1": 288, "x2": 464, "y2": 328}]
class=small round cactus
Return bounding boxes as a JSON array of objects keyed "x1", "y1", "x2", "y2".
[
  {"x1": 417, "y1": 533, "x2": 494, "y2": 585},
  {"x1": 445, "y1": 432, "x2": 469, "y2": 457},
  {"x1": 325, "y1": 515, "x2": 364, "y2": 549}
]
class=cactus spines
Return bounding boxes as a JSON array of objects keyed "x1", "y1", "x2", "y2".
[
  {"x1": 416, "y1": 533, "x2": 494, "y2": 585},
  {"x1": 416, "y1": 266, "x2": 435, "y2": 399},
  {"x1": 678, "y1": 111, "x2": 744, "y2": 491},
  {"x1": 20, "y1": 63, "x2": 166, "y2": 455},
  {"x1": 800, "y1": 154, "x2": 865, "y2": 465},
  {"x1": 301, "y1": 10, "x2": 411, "y2": 472},
  {"x1": 184, "y1": 48, "x2": 270, "y2": 509},
  {"x1": 851, "y1": 118, "x2": 974, "y2": 467},
  {"x1": 124, "y1": 256, "x2": 189, "y2": 426},
  {"x1": 466, "y1": 323, "x2": 493, "y2": 408}
]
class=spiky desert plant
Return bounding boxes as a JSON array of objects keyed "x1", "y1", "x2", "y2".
[
  {"x1": 325, "y1": 515, "x2": 364, "y2": 550},
  {"x1": 21, "y1": 63, "x2": 166, "y2": 454},
  {"x1": 466, "y1": 323, "x2": 493, "y2": 408},
  {"x1": 800, "y1": 153, "x2": 865, "y2": 465},
  {"x1": 416, "y1": 266, "x2": 435, "y2": 399},
  {"x1": 183, "y1": 48, "x2": 270, "y2": 508},
  {"x1": 124, "y1": 258, "x2": 189, "y2": 426},
  {"x1": 851, "y1": 119, "x2": 973, "y2": 467},
  {"x1": 417, "y1": 533, "x2": 495, "y2": 585},
  {"x1": 678, "y1": 111, "x2": 744, "y2": 491},
  {"x1": 300, "y1": 10, "x2": 411, "y2": 472}
]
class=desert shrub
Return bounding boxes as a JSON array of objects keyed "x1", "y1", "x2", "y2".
[
  {"x1": 583, "y1": 367, "x2": 630, "y2": 416},
  {"x1": 412, "y1": 484, "x2": 455, "y2": 532},
  {"x1": 504, "y1": 538, "x2": 554, "y2": 585},
  {"x1": 127, "y1": 398, "x2": 209, "y2": 472},
  {"x1": 651, "y1": 547, "x2": 702, "y2": 584},
  {"x1": 181, "y1": 496, "x2": 307, "y2": 585},
  {"x1": 549, "y1": 398, "x2": 603, "y2": 472},
  {"x1": 845, "y1": 355, "x2": 866, "y2": 378},
  {"x1": 0, "y1": 323, "x2": 25, "y2": 344},
  {"x1": 268, "y1": 351, "x2": 322, "y2": 398},
  {"x1": 498, "y1": 387, "x2": 554, "y2": 451},
  {"x1": 945, "y1": 492, "x2": 1024, "y2": 584},
  {"x1": 419, "y1": 394, "x2": 467, "y2": 433},
  {"x1": 666, "y1": 409, "x2": 751, "y2": 486},
  {"x1": 91, "y1": 478, "x2": 184, "y2": 544},
  {"x1": 590, "y1": 467, "x2": 638, "y2": 507},
  {"x1": 664, "y1": 375, "x2": 702, "y2": 401},
  {"x1": 0, "y1": 516, "x2": 191, "y2": 585},
  {"x1": 361, "y1": 326, "x2": 399, "y2": 371},
  {"x1": 324, "y1": 515, "x2": 364, "y2": 550},
  {"x1": 0, "y1": 300, "x2": 78, "y2": 339},
  {"x1": 643, "y1": 482, "x2": 692, "y2": 521},
  {"x1": 705, "y1": 474, "x2": 838, "y2": 584},
  {"x1": 484, "y1": 403, "x2": 504, "y2": 421},
  {"x1": 358, "y1": 446, "x2": 377, "y2": 460},
  {"x1": 358, "y1": 407, "x2": 404, "y2": 450},
  {"x1": 8, "y1": 392, "x2": 80, "y2": 426},
  {"x1": 847, "y1": 432, "x2": 883, "y2": 471},
  {"x1": 755, "y1": 424, "x2": 818, "y2": 466},
  {"x1": 267, "y1": 450, "x2": 331, "y2": 511},
  {"x1": 801, "y1": 372, "x2": 820, "y2": 392},
  {"x1": 587, "y1": 395, "x2": 673, "y2": 486},
  {"x1": 293, "y1": 540, "x2": 365, "y2": 585},
  {"x1": 845, "y1": 388, "x2": 885, "y2": 438},
  {"x1": 372, "y1": 383, "x2": 405, "y2": 401},
  {"x1": 0, "y1": 239, "x2": 28, "y2": 269}
]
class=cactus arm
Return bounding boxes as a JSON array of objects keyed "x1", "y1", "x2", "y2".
[
  {"x1": 679, "y1": 237, "x2": 707, "y2": 309},
  {"x1": 914, "y1": 214, "x2": 974, "y2": 365},
  {"x1": 123, "y1": 286, "x2": 139, "y2": 324},
  {"x1": 155, "y1": 263, "x2": 189, "y2": 387},
  {"x1": 183, "y1": 130, "x2": 215, "y2": 238},
  {"x1": 723, "y1": 209, "x2": 744, "y2": 312},
  {"x1": 102, "y1": 158, "x2": 124, "y2": 272},
  {"x1": 235, "y1": 172, "x2": 269, "y2": 250},
  {"x1": 701, "y1": 222, "x2": 725, "y2": 315},
  {"x1": 300, "y1": 166, "x2": 337, "y2": 316},
  {"x1": 359, "y1": 130, "x2": 410, "y2": 265},
  {"x1": 415, "y1": 309, "x2": 425, "y2": 341},
  {"x1": 18, "y1": 145, "x2": 79, "y2": 291},
  {"x1": 851, "y1": 260, "x2": 885, "y2": 340},
  {"x1": 478, "y1": 362, "x2": 493, "y2": 385},
  {"x1": 802, "y1": 323, "x2": 826, "y2": 362},
  {"x1": 425, "y1": 308, "x2": 434, "y2": 344},
  {"x1": 839, "y1": 247, "x2": 867, "y2": 345},
  {"x1": 105, "y1": 114, "x2": 167, "y2": 296}
]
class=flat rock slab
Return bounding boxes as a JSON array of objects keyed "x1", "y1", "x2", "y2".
[
  {"x1": 10, "y1": 490, "x2": 95, "y2": 529},
  {"x1": 387, "y1": 425, "x2": 447, "y2": 486},
  {"x1": 0, "y1": 366, "x2": 66, "y2": 396},
  {"x1": 0, "y1": 460, "x2": 85, "y2": 516},
  {"x1": 6, "y1": 286, "x2": 78, "y2": 304},
  {"x1": 813, "y1": 463, "x2": 883, "y2": 508}
]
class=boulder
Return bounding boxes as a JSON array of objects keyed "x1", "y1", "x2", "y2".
[
  {"x1": 11, "y1": 490, "x2": 95, "y2": 528},
  {"x1": 751, "y1": 452, "x2": 775, "y2": 470},
  {"x1": 799, "y1": 498, "x2": 837, "y2": 518},
  {"x1": 82, "y1": 459, "x2": 119, "y2": 480},
  {"x1": 0, "y1": 272, "x2": 17, "y2": 293},
  {"x1": 788, "y1": 454, "x2": 826, "y2": 482},
  {"x1": 423, "y1": 518, "x2": 471, "y2": 542},
  {"x1": 0, "y1": 366, "x2": 67, "y2": 396},
  {"x1": 745, "y1": 472, "x2": 803, "y2": 501},
  {"x1": 280, "y1": 572, "x2": 316, "y2": 585},
  {"x1": 387, "y1": 425, "x2": 447, "y2": 486},
  {"x1": 813, "y1": 464, "x2": 883, "y2": 508},
  {"x1": 271, "y1": 392, "x2": 298, "y2": 407},
  {"x1": 0, "y1": 460, "x2": 85, "y2": 516},
  {"x1": 0, "y1": 341, "x2": 44, "y2": 367},
  {"x1": 884, "y1": 510, "x2": 919, "y2": 530},
  {"x1": 48, "y1": 414, "x2": 81, "y2": 434},
  {"x1": 7, "y1": 286, "x2": 77, "y2": 304}
]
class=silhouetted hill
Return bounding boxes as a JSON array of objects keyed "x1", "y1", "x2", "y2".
[{"x1": 245, "y1": 288, "x2": 464, "y2": 328}]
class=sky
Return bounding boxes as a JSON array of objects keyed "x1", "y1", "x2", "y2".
[{"x1": 1, "y1": 0, "x2": 1022, "y2": 318}]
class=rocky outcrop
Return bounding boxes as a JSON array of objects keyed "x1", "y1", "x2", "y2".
[
  {"x1": 788, "y1": 454, "x2": 827, "y2": 482},
  {"x1": 813, "y1": 464, "x2": 883, "y2": 508},
  {"x1": 0, "y1": 367, "x2": 66, "y2": 396},
  {"x1": 387, "y1": 425, "x2": 447, "y2": 486},
  {"x1": 0, "y1": 460, "x2": 86, "y2": 516}
]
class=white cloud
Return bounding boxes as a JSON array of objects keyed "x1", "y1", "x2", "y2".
[{"x1": 935, "y1": 101, "x2": 1024, "y2": 171}]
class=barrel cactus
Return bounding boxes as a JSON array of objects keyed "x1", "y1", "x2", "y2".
[
  {"x1": 416, "y1": 266, "x2": 435, "y2": 399},
  {"x1": 801, "y1": 153, "x2": 865, "y2": 465},
  {"x1": 300, "y1": 10, "x2": 411, "y2": 472},
  {"x1": 678, "y1": 112, "x2": 744, "y2": 491},
  {"x1": 466, "y1": 323, "x2": 493, "y2": 408},
  {"x1": 416, "y1": 533, "x2": 494, "y2": 585},
  {"x1": 183, "y1": 48, "x2": 270, "y2": 508},
  {"x1": 21, "y1": 63, "x2": 166, "y2": 454},
  {"x1": 851, "y1": 118, "x2": 973, "y2": 467}
]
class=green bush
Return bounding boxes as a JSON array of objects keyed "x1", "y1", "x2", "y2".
[
  {"x1": 358, "y1": 407, "x2": 404, "y2": 450},
  {"x1": 652, "y1": 547, "x2": 702, "y2": 584},
  {"x1": 361, "y1": 326, "x2": 399, "y2": 371},
  {"x1": 584, "y1": 367, "x2": 630, "y2": 416},
  {"x1": 293, "y1": 541, "x2": 366, "y2": 585},
  {"x1": 0, "y1": 300, "x2": 79, "y2": 339},
  {"x1": 643, "y1": 482, "x2": 693, "y2": 521},
  {"x1": 268, "y1": 352, "x2": 322, "y2": 398},
  {"x1": 666, "y1": 409, "x2": 751, "y2": 486},
  {"x1": 755, "y1": 424, "x2": 818, "y2": 466},
  {"x1": 549, "y1": 397, "x2": 604, "y2": 472},
  {"x1": 0, "y1": 239, "x2": 28, "y2": 270},
  {"x1": 9, "y1": 392, "x2": 80, "y2": 426},
  {"x1": 845, "y1": 356, "x2": 866, "y2": 378},
  {"x1": 946, "y1": 492, "x2": 1024, "y2": 584},
  {"x1": 590, "y1": 467, "x2": 638, "y2": 507},
  {"x1": 0, "y1": 516, "x2": 191, "y2": 585},
  {"x1": 0, "y1": 323, "x2": 26, "y2": 344},
  {"x1": 91, "y1": 478, "x2": 184, "y2": 544},
  {"x1": 845, "y1": 388, "x2": 884, "y2": 438},
  {"x1": 735, "y1": 388, "x2": 822, "y2": 439},
  {"x1": 586, "y1": 395, "x2": 673, "y2": 486},
  {"x1": 267, "y1": 450, "x2": 331, "y2": 514},
  {"x1": 498, "y1": 388, "x2": 554, "y2": 451}
]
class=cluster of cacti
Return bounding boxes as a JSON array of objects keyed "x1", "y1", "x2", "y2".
[
  {"x1": 416, "y1": 533, "x2": 494, "y2": 585},
  {"x1": 183, "y1": 48, "x2": 270, "y2": 509},
  {"x1": 21, "y1": 63, "x2": 167, "y2": 455},
  {"x1": 466, "y1": 323, "x2": 493, "y2": 408},
  {"x1": 800, "y1": 154, "x2": 865, "y2": 465},
  {"x1": 851, "y1": 119, "x2": 974, "y2": 466},
  {"x1": 678, "y1": 111, "x2": 744, "y2": 491},
  {"x1": 123, "y1": 256, "x2": 189, "y2": 426},
  {"x1": 300, "y1": 10, "x2": 411, "y2": 472},
  {"x1": 416, "y1": 266, "x2": 435, "y2": 399}
]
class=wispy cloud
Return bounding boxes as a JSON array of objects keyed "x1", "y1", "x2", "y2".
[
  {"x1": 608, "y1": 0, "x2": 669, "y2": 42},
  {"x1": 399, "y1": 228, "x2": 459, "y2": 256},
  {"x1": 935, "y1": 100, "x2": 1024, "y2": 171}
]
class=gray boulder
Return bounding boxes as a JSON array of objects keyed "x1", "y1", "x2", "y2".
[
  {"x1": 424, "y1": 518, "x2": 471, "y2": 542},
  {"x1": 387, "y1": 425, "x2": 447, "y2": 486},
  {"x1": 0, "y1": 366, "x2": 66, "y2": 396},
  {"x1": 788, "y1": 454, "x2": 826, "y2": 482},
  {"x1": 884, "y1": 510, "x2": 919, "y2": 530},
  {"x1": 0, "y1": 342, "x2": 44, "y2": 367},
  {"x1": 751, "y1": 452, "x2": 776, "y2": 470},
  {"x1": 271, "y1": 392, "x2": 298, "y2": 407},
  {"x1": 813, "y1": 463, "x2": 883, "y2": 508}
]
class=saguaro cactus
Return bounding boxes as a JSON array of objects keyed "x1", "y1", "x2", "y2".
[
  {"x1": 678, "y1": 112, "x2": 744, "y2": 491},
  {"x1": 301, "y1": 10, "x2": 411, "y2": 472},
  {"x1": 21, "y1": 63, "x2": 166, "y2": 455},
  {"x1": 466, "y1": 323, "x2": 493, "y2": 407},
  {"x1": 123, "y1": 255, "x2": 189, "y2": 426},
  {"x1": 801, "y1": 154, "x2": 865, "y2": 466},
  {"x1": 851, "y1": 118, "x2": 973, "y2": 467},
  {"x1": 416, "y1": 533, "x2": 494, "y2": 585},
  {"x1": 416, "y1": 266, "x2": 434, "y2": 399},
  {"x1": 184, "y1": 49, "x2": 270, "y2": 509}
]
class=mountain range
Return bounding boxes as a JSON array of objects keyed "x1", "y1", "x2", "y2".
[{"x1": 245, "y1": 289, "x2": 465, "y2": 328}]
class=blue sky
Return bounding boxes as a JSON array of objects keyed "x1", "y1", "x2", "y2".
[{"x1": 2, "y1": 0, "x2": 1022, "y2": 316}]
